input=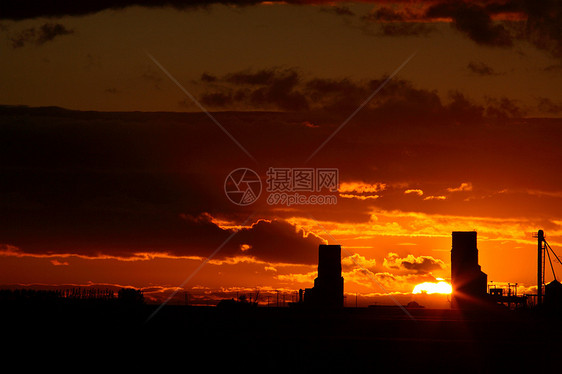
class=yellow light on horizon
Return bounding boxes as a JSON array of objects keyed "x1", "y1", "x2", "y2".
[{"x1": 413, "y1": 281, "x2": 452, "y2": 295}]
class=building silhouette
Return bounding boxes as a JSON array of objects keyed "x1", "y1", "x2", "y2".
[
  {"x1": 545, "y1": 279, "x2": 562, "y2": 312},
  {"x1": 451, "y1": 231, "x2": 488, "y2": 309},
  {"x1": 303, "y1": 244, "x2": 344, "y2": 308}
]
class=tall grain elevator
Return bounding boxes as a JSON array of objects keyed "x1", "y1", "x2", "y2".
[
  {"x1": 451, "y1": 231, "x2": 488, "y2": 308},
  {"x1": 304, "y1": 244, "x2": 344, "y2": 308}
]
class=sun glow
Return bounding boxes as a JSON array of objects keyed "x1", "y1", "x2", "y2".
[{"x1": 413, "y1": 281, "x2": 452, "y2": 295}]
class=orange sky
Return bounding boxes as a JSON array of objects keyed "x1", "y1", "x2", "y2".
[{"x1": 1, "y1": 1, "x2": 562, "y2": 307}]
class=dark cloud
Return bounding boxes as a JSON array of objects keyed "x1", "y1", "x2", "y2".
[
  {"x1": 467, "y1": 61, "x2": 499, "y2": 76},
  {"x1": 2, "y1": 0, "x2": 561, "y2": 60},
  {"x1": 1, "y1": 84, "x2": 562, "y2": 261},
  {"x1": 537, "y1": 97, "x2": 562, "y2": 115},
  {"x1": 425, "y1": 2, "x2": 513, "y2": 47},
  {"x1": 485, "y1": 96, "x2": 526, "y2": 118},
  {"x1": 200, "y1": 72, "x2": 218, "y2": 83},
  {"x1": 8, "y1": 23, "x2": 73, "y2": 48},
  {"x1": 35, "y1": 23, "x2": 73, "y2": 44},
  {"x1": 197, "y1": 67, "x2": 537, "y2": 127},
  {"x1": 384, "y1": 253, "x2": 445, "y2": 274},
  {"x1": 0, "y1": 0, "x2": 265, "y2": 20},
  {"x1": 8, "y1": 27, "x2": 35, "y2": 48},
  {"x1": 0, "y1": 105, "x2": 325, "y2": 263},
  {"x1": 400, "y1": 256, "x2": 445, "y2": 273},
  {"x1": 361, "y1": 7, "x2": 436, "y2": 37},
  {"x1": 320, "y1": 6, "x2": 355, "y2": 17},
  {"x1": 364, "y1": 6, "x2": 423, "y2": 22},
  {"x1": 0, "y1": 105, "x2": 326, "y2": 264},
  {"x1": 232, "y1": 219, "x2": 325, "y2": 264},
  {"x1": 523, "y1": 0, "x2": 562, "y2": 58},
  {"x1": 423, "y1": 1, "x2": 562, "y2": 58},
  {"x1": 200, "y1": 68, "x2": 309, "y2": 111},
  {"x1": 199, "y1": 68, "x2": 452, "y2": 116}
]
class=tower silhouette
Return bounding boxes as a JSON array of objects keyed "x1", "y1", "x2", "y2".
[
  {"x1": 451, "y1": 231, "x2": 488, "y2": 308},
  {"x1": 304, "y1": 244, "x2": 344, "y2": 308}
]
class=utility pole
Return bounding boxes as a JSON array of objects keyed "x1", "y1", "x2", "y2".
[{"x1": 538, "y1": 230, "x2": 544, "y2": 306}]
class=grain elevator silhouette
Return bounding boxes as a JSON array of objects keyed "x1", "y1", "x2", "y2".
[
  {"x1": 450, "y1": 231, "x2": 488, "y2": 308},
  {"x1": 301, "y1": 244, "x2": 344, "y2": 308}
]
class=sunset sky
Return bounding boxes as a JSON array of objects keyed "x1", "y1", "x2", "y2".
[{"x1": 1, "y1": 0, "x2": 562, "y2": 307}]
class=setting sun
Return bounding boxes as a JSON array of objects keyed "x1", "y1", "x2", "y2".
[{"x1": 413, "y1": 281, "x2": 452, "y2": 295}]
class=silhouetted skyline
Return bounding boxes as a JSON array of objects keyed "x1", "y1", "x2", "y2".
[{"x1": 2, "y1": 1, "x2": 562, "y2": 308}]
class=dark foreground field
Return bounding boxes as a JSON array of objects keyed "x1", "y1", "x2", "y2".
[{"x1": 2, "y1": 301, "x2": 561, "y2": 372}]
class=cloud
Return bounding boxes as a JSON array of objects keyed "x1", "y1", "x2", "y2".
[
  {"x1": 275, "y1": 271, "x2": 316, "y2": 284},
  {"x1": 425, "y1": 2, "x2": 513, "y2": 47},
  {"x1": 423, "y1": 195, "x2": 446, "y2": 201},
  {"x1": 231, "y1": 219, "x2": 326, "y2": 264},
  {"x1": 290, "y1": 203, "x2": 562, "y2": 246},
  {"x1": 344, "y1": 267, "x2": 378, "y2": 288},
  {"x1": 339, "y1": 194, "x2": 379, "y2": 200},
  {"x1": 1, "y1": 0, "x2": 560, "y2": 60},
  {"x1": 320, "y1": 5, "x2": 355, "y2": 17},
  {"x1": 447, "y1": 182, "x2": 473, "y2": 192},
  {"x1": 8, "y1": 23, "x2": 73, "y2": 48},
  {"x1": 196, "y1": 68, "x2": 509, "y2": 121},
  {"x1": 63, "y1": 215, "x2": 322, "y2": 265},
  {"x1": 0, "y1": 0, "x2": 264, "y2": 20},
  {"x1": 365, "y1": 6, "x2": 423, "y2": 22},
  {"x1": 485, "y1": 96, "x2": 526, "y2": 118},
  {"x1": 338, "y1": 181, "x2": 385, "y2": 200},
  {"x1": 383, "y1": 253, "x2": 445, "y2": 274},
  {"x1": 523, "y1": 189, "x2": 562, "y2": 199},
  {"x1": 200, "y1": 72, "x2": 218, "y2": 83},
  {"x1": 50, "y1": 260, "x2": 69, "y2": 266},
  {"x1": 339, "y1": 182, "x2": 386, "y2": 194},
  {"x1": 200, "y1": 67, "x2": 309, "y2": 111},
  {"x1": 523, "y1": 0, "x2": 562, "y2": 58},
  {"x1": 2, "y1": 101, "x2": 562, "y2": 265},
  {"x1": 537, "y1": 97, "x2": 562, "y2": 115},
  {"x1": 404, "y1": 189, "x2": 424, "y2": 196},
  {"x1": 342, "y1": 253, "x2": 377, "y2": 272},
  {"x1": 467, "y1": 61, "x2": 499, "y2": 76},
  {"x1": 425, "y1": 1, "x2": 562, "y2": 58},
  {"x1": 362, "y1": 7, "x2": 436, "y2": 37}
]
